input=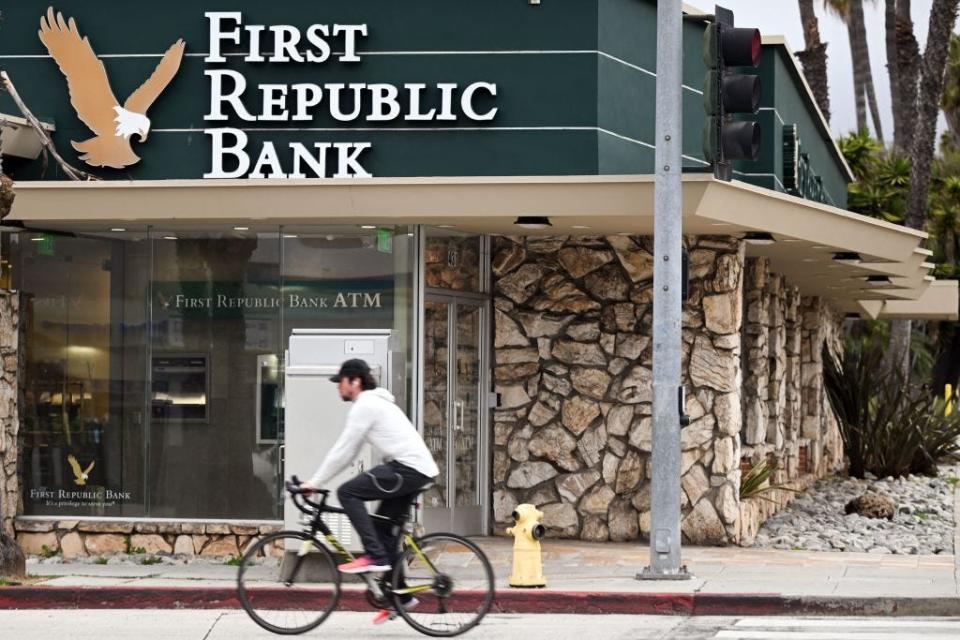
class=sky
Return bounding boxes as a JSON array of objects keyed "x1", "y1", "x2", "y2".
[{"x1": 692, "y1": 0, "x2": 955, "y2": 142}]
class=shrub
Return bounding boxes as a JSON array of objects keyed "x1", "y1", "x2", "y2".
[{"x1": 823, "y1": 344, "x2": 960, "y2": 478}]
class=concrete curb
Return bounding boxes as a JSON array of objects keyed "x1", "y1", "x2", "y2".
[
  {"x1": 1, "y1": 586, "x2": 959, "y2": 617},
  {"x1": 954, "y1": 463, "x2": 960, "y2": 598}
]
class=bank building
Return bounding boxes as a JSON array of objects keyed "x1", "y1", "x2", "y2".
[{"x1": 0, "y1": 1, "x2": 954, "y2": 557}]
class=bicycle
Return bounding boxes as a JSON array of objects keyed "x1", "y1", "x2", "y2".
[{"x1": 236, "y1": 476, "x2": 496, "y2": 637}]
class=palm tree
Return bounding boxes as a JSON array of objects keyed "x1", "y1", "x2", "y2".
[
  {"x1": 825, "y1": 0, "x2": 885, "y2": 141},
  {"x1": 840, "y1": 130, "x2": 909, "y2": 223},
  {"x1": 797, "y1": 0, "x2": 831, "y2": 120},
  {"x1": 931, "y1": 175, "x2": 960, "y2": 267},
  {"x1": 895, "y1": 0, "x2": 960, "y2": 378},
  {"x1": 941, "y1": 35, "x2": 960, "y2": 147},
  {"x1": 904, "y1": 0, "x2": 960, "y2": 231},
  {"x1": 886, "y1": 0, "x2": 921, "y2": 151}
]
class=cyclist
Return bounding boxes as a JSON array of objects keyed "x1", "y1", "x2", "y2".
[{"x1": 299, "y1": 358, "x2": 439, "y2": 624}]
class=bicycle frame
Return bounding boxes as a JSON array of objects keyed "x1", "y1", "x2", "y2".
[{"x1": 293, "y1": 489, "x2": 440, "y2": 601}]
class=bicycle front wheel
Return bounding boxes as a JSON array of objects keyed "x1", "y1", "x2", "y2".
[
  {"x1": 236, "y1": 531, "x2": 342, "y2": 635},
  {"x1": 391, "y1": 533, "x2": 495, "y2": 637}
]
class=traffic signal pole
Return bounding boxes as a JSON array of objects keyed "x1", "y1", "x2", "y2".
[{"x1": 638, "y1": 0, "x2": 690, "y2": 581}]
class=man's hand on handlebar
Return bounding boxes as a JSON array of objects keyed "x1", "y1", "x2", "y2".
[{"x1": 299, "y1": 480, "x2": 319, "y2": 495}]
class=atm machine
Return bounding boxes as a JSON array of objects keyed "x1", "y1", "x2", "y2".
[{"x1": 283, "y1": 329, "x2": 393, "y2": 548}]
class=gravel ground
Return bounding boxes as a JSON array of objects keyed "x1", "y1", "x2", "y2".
[{"x1": 747, "y1": 466, "x2": 958, "y2": 555}]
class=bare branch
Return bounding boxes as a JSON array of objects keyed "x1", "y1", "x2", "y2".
[{"x1": 0, "y1": 70, "x2": 100, "y2": 181}]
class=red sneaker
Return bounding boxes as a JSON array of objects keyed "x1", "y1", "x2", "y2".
[
  {"x1": 372, "y1": 597, "x2": 419, "y2": 625},
  {"x1": 372, "y1": 609, "x2": 396, "y2": 625},
  {"x1": 338, "y1": 555, "x2": 392, "y2": 574}
]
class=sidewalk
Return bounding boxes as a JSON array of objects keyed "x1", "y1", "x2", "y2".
[{"x1": 3, "y1": 537, "x2": 958, "y2": 616}]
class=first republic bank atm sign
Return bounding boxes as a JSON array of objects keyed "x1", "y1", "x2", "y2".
[{"x1": 203, "y1": 12, "x2": 499, "y2": 178}]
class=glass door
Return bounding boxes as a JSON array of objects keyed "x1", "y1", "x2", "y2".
[{"x1": 422, "y1": 294, "x2": 486, "y2": 535}]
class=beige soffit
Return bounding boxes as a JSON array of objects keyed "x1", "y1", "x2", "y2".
[
  {"x1": 875, "y1": 280, "x2": 959, "y2": 321},
  {"x1": 8, "y1": 173, "x2": 939, "y2": 309}
]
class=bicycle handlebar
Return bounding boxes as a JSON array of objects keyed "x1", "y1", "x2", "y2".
[{"x1": 286, "y1": 475, "x2": 330, "y2": 515}]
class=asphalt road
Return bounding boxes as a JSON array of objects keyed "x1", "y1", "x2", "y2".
[{"x1": 3, "y1": 610, "x2": 960, "y2": 640}]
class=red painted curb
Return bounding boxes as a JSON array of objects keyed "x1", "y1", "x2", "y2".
[{"x1": 0, "y1": 587, "x2": 958, "y2": 617}]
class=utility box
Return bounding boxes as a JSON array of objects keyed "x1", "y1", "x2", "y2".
[{"x1": 283, "y1": 329, "x2": 392, "y2": 548}]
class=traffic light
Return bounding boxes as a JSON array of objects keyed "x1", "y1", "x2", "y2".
[{"x1": 702, "y1": 5, "x2": 762, "y2": 181}]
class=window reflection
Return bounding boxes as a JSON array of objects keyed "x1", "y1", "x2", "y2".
[{"x1": 12, "y1": 225, "x2": 416, "y2": 521}]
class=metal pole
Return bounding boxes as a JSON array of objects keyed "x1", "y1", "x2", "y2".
[{"x1": 638, "y1": 0, "x2": 690, "y2": 581}]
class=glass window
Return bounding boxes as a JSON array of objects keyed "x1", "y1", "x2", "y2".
[
  {"x1": 425, "y1": 229, "x2": 483, "y2": 293},
  {"x1": 13, "y1": 224, "x2": 417, "y2": 521},
  {"x1": 16, "y1": 230, "x2": 149, "y2": 518},
  {"x1": 148, "y1": 228, "x2": 281, "y2": 520},
  {"x1": 280, "y1": 226, "x2": 416, "y2": 414}
]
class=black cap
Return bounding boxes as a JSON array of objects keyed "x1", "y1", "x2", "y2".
[{"x1": 330, "y1": 358, "x2": 371, "y2": 383}]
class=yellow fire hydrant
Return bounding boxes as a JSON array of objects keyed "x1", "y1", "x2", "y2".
[{"x1": 506, "y1": 503, "x2": 546, "y2": 588}]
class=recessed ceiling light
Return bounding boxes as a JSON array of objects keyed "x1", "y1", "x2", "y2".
[
  {"x1": 30, "y1": 236, "x2": 44, "y2": 242},
  {"x1": 833, "y1": 252, "x2": 862, "y2": 265},
  {"x1": 282, "y1": 234, "x2": 299, "y2": 239},
  {"x1": 571, "y1": 225, "x2": 591, "y2": 230},
  {"x1": 360, "y1": 225, "x2": 377, "y2": 230},
  {"x1": 437, "y1": 225, "x2": 456, "y2": 229},
  {"x1": 782, "y1": 238, "x2": 801, "y2": 243},
  {"x1": 514, "y1": 216, "x2": 552, "y2": 230},
  {"x1": 743, "y1": 232, "x2": 775, "y2": 245},
  {"x1": 812, "y1": 245, "x2": 829, "y2": 250},
  {"x1": 163, "y1": 236, "x2": 178, "y2": 240},
  {"x1": 234, "y1": 226, "x2": 249, "y2": 231},
  {"x1": 110, "y1": 227, "x2": 126, "y2": 232}
]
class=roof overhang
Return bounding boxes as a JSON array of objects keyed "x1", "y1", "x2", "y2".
[
  {"x1": 0, "y1": 113, "x2": 55, "y2": 160},
  {"x1": 872, "y1": 280, "x2": 959, "y2": 321},
  {"x1": 6, "y1": 173, "x2": 947, "y2": 314}
]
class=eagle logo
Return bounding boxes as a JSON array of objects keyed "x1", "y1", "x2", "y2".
[
  {"x1": 67, "y1": 454, "x2": 95, "y2": 486},
  {"x1": 39, "y1": 7, "x2": 185, "y2": 169}
]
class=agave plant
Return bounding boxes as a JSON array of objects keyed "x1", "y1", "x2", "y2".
[
  {"x1": 823, "y1": 343, "x2": 960, "y2": 478},
  {"x1": 739, "y1": 459, "x2": 801, "y2": 503}
]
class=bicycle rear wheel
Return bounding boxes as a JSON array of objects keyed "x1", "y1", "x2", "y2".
[
  {"x1": 236, "y1": 531, "x2": 341, "y2": 635},
  {"x1": 391, "y1": 533, "x2": 495, "y2": 637}
]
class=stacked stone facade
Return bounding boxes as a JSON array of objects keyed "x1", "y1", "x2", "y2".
[
  {"x1": 735, "y1": 259, "x2": 844, "y2": 544},
  {"x1": 492, "y1": 237, "x2": 844, "y2": 545},
  {"x1": 15, "y1": 519, "x2": 282, "y2": 559},
  {"x1": 491, "y1": 235, "x2": 746, "y2": 544},
  {"x1": 0, "y1": 292, "x2": 19, "y2": 538}
]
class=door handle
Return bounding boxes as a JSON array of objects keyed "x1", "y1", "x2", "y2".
[{"x1": 454, "y1": 400, "x2": 465, "y2": 432}]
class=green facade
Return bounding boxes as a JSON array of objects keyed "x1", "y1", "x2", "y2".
[{"x1": 0, "y1": 0, "x2": 848, "y2": 206}]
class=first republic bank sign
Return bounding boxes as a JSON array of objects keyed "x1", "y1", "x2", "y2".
[
  {"x1": 203, "y1": 13, "x2": 500, "y2": 178},
  {"x1": 40, "y1": 10, "x2": 500, "y2": 178}
]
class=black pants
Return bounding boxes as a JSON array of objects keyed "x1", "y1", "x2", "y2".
[{"x1": 337, "y1": 461, "x2": 433, "y2": 562}]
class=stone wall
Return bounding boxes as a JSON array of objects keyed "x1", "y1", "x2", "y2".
[
  {"x1": 736, "y1": 258, "x2": 844, "y2": 544},
  {"x1": 491, "y1": 235, "x2": 745, "y2": 544},
  {"x1": 0, "y1": 292, "x2": 19, "y2": 538},
  {"x1": 14, "y1": 518, "x2": 282, "y2": 559}
]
